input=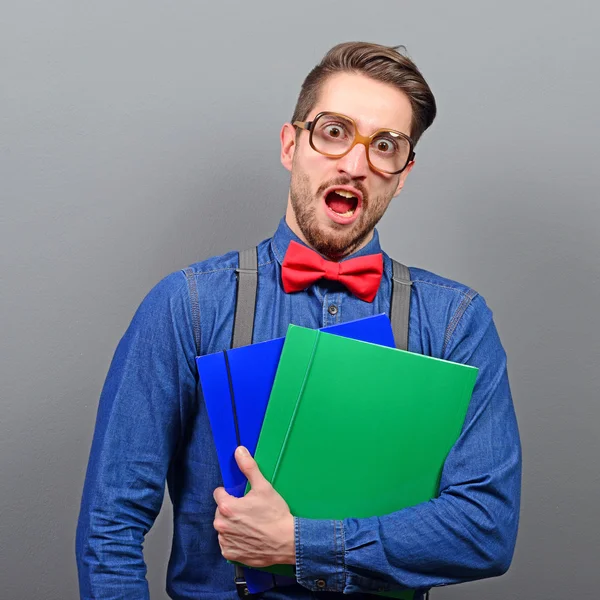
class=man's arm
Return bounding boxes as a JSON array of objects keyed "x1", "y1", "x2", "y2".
[
  {"x1": 75, "y1": 272, "x2": 197, "y2": 600},
  {"x1": 294, "y1": 295, "x2": 521, "y2": 594}
]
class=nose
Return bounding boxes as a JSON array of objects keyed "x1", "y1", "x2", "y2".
[{"x1": 336, "y1": 142, "x2": 369, "y2": 179}]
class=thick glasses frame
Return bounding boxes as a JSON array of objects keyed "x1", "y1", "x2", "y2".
[{"x1": 293, "y1": 111, "x2": 415, "y2": 175}]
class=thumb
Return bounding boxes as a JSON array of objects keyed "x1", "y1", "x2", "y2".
[{"x1": 235, "y1": 446, "x2": 269, "y2": 491}]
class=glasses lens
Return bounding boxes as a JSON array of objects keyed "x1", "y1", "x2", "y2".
[
  {"x1": 311, "y1": 113, "x2": 355, "y2": 157},
  {"x1": 369, "y1": 131, "x2": 411, "y2": 174}
]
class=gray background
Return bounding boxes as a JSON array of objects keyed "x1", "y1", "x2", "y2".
[{"x1": 1, "y1": 1, "x2": 598, "y2": 598}]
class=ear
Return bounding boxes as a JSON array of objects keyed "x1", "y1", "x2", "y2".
[
  {"x1": 280, "y1": 123, "x2": 297, "y2": 172},
  {"x1": 393, "y1": 160, "x2": 415, "y2": 197}
]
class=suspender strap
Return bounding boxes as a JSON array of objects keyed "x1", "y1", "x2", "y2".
[
  {"x1": 390, "y1": 260, "x2": 412, "y2": 351},
  {"x1": 232, "y1": 248, "x2": 259, "y2": 349},
  {"x1": 231, "y1": 248, "x2": 262, "y2": 598}
]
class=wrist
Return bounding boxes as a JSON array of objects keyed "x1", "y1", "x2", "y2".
[{"x1": 280, "y1": 514, "x2": 296, "y2": 565}]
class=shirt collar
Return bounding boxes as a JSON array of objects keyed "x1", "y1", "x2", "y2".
[{"x1": 270, "y1": 216, "x2": 383, "y2": 265}]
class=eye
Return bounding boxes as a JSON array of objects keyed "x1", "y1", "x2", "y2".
[
  {"x1": 316, "y1": 118, "x2": 351, "y2": 140},
  {"x1": 372, "y1": 135, "x2": 398, "y2": 155},
  {"x1": 326, "y1": 125, "x2": 343, "y2": 138}
]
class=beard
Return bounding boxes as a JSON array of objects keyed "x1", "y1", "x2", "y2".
[{"x1": 289, "y1": 165, "x2": 394, "y2": 260}]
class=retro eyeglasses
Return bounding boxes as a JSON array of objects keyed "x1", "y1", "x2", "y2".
[{"x1": 293, "y1": 111, "x2": 415, "y2": 175}]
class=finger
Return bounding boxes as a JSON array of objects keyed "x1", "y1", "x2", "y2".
[
  {"x1": 213, "y1": 486, "x2": 231, "y2": 506},
  {"x1": 218, "y1": 534, "x2": 235, "y2": 561},
  {"x1": 213, "y1": 510, "x2": 222, "y2": 532},
  {"x1": 235, "y1": 446, "x2": 269, "y2": 491},
  {"x1": 214, "y1": 500, "x2": 235, "y2": 521},
  {"x1": 213, "y1": 511, "x2": 229, "y2": 533},
  {"x1": 217, "y1": 532, "x2": 226, "y2": 554},
  {"x1": 215, "y1": 489, "x2": 240, "y2": 521}
]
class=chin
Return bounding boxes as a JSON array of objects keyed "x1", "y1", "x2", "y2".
[{"x1": 310, "y1": 226, "x2": 367, "y2": 260}]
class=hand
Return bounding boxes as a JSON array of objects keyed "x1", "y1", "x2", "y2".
[{"x1": 213, "y1": 446, "x2": 296, "y2": 567}]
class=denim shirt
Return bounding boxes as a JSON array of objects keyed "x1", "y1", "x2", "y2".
[{"x1": 76, "y1": 218, "x2": 521, "y2": 600}]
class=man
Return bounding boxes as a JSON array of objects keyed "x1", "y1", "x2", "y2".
[{"x1": 76, "y1": 42, "x2": 521, "y2": 599}]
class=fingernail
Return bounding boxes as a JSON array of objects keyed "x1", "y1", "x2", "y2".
[{"x1": 237, "y1": 446, "x2": 249, "y2": 457}]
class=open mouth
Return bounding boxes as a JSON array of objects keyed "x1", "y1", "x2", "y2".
[{"x1": 325, "y1": 189, "x2": 360, "y2": 218}]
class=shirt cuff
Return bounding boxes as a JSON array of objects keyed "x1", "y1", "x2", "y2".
[{"x1": 294, "y1": 517, "x2": 346, "y2": 592}]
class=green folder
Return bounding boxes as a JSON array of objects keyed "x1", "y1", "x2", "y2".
[{"x1": 249, "y1": 325, "x2": 478, "y2": 599}]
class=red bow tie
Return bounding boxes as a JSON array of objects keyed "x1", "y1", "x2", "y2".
[{"x1": 281, "y1": 240, "x2": 383, "y2": 303}]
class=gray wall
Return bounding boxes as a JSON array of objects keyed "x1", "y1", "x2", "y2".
[{"x1": 1, "y1": 1, "x2": 598, "y2": 598}]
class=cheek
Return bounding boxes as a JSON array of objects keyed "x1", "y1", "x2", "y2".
[
  {"x1": 369, "y1": 177, "x2": 397, "y2": 203},
  {"x1": 305, "y1": 152, "x2": 330, "y2": 177},
  {"x1": 294, "y1": 155, "x2": 330, "y2": 192}
]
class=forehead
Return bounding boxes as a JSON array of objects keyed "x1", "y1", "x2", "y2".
[{"x1": 310, "y1": 72, "x2": 413, "y2": 135}]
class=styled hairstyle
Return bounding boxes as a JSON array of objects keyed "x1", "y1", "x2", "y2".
[{"x1": 292, "y1": 42, "x2": 437, "y2": 145}]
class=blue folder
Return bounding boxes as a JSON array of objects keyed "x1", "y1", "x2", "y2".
[{"x1": 196, "y1": 314, "x2": 396, "y2": 594}]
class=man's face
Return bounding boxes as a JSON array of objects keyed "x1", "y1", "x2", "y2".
[{"x1": 281, "y1": 72, "x2": 414, "y2": 259}]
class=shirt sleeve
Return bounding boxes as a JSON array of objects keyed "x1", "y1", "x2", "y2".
[
  {"x1": 75, "y1": 271, "x2": 198, "y2": 600},
  {"x1": 294, "y1": 294, "x2": 522, "y2": 595}
]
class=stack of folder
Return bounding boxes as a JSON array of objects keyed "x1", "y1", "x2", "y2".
[{"x1": 197, "y1": 315, "x2": 478, "y2": 599}]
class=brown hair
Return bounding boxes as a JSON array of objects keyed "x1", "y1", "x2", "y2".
[{"x1": 292, "y1": 42, "x2": 436, "y2": 145}]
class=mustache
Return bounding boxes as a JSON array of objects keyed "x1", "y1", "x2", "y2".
[{"x1": 316, "y1": 178, "x2": 368, "y2": 202}]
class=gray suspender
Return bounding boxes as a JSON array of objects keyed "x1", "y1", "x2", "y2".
[
  {"x1": 390, "y1": 259, "x2": 412, "y2": 351},
  {"x1": 232, "y1": 248, "x2": 412, "y2": 351},
  {"x1": 232, "y1": 248, "x2": 259, "y2": 349},
  {"x1": 232, "y1": 247, "x2": 263, "y2": 598}
]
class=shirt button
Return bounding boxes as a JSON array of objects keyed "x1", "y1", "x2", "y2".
[
  {"x1": 328, "y1": 304, "x2": 338, "y2": 316},
  {"x1": 316, "y1": 579, "x2": 326, "y2": 589}
]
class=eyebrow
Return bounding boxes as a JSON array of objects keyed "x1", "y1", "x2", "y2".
[{"x1": 318, "y1": 111, "x2": 408, "y2": 135}]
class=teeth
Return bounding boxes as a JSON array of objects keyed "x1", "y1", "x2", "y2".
[{"x1": 334, "y1": 189, "x2": 357, "y2": 199}]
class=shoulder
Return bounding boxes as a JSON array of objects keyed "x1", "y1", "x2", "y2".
[
  {"x1": 403, "y1": 264, "x2": 494, "y2": 358},
  {"x1": 408, "y1": 266, "x2": 490, "y2": 314},
  {"x1": 184, "y1": 249, "x2": 240, "y2": 278},
  {"x1": 132, "y1": 248, "x2": 243, "y2": 322},
  {"x1": 183, "y1": 236, "x2": 275, "y2": 278},
  {"x1": 145, "y1": 235, "x2": 274, "y2": 308},
  {"x1": 136, "y1": 250, "x2": 242, "y2": 324},
  {"x1": 408, "y1": 266, "x2": 476, "y2": 300}
]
